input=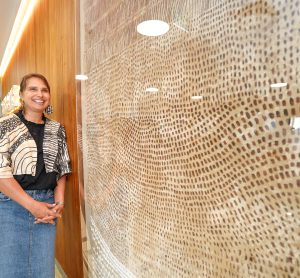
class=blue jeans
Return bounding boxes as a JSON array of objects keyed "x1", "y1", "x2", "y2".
[{"x1": 0, "y1": 189, "x2": 56, "y2": 278}]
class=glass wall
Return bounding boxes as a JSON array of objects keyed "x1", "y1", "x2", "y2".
[{"x1": 79, "y1": 0, "x2": 300, "y2": 277}]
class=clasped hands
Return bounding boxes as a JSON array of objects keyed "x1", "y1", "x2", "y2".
[{"x1": 30, "y1": 200, "x2": 64, "y2": 225}]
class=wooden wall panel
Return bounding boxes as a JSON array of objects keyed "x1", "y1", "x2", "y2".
[{"x1": 1, "y1": 1, "x2": 83, "y2": 277}]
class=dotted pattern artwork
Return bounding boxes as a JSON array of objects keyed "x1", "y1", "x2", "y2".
[{"x1": 80, "y1": 0, "x2": 300, "y2": 277}]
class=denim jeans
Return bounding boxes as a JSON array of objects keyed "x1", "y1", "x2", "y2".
[{"x1": 0, "y1": 189, "x2": 56, "y2": 278}]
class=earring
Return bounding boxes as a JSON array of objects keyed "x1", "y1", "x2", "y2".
[{"x1": 45, "y1": 105, "x2": 53, "y2": 114}]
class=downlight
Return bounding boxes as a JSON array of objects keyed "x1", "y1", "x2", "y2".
[
  {"x1": 75, "y1": 74, "x2": 88, "y2": 80},
  {"x1": 191, "y1": 96, "x2": 203, "y2": 100},
  {"x1": 146, "y1": 87, "x2": 159, "y2": 93},
  {"x1": 137, "y1": 20, "x2": 169, "y2": 36},
  {"x1": 270, "y1": 82, "x2": 287, "y2": 88}
]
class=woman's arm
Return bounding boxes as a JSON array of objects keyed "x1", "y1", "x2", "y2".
[
  {"x1": 54, "y1": 175, "x2": 66, "y2": 205},
  {"x1": 53, "y1": 175, "x2": 66, "y2": 217},
  {"x1": 0, "y1": 178, "x2": 57, "y2": 222},
  {"x1": 51, "y1": 125, "x2": 70, "y2": 217}
]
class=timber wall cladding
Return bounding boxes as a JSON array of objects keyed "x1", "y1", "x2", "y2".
[{"x1": 81, "y1": 0, "x2": 300, "y2": 277}]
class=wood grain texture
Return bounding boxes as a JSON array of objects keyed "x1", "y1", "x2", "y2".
[{"x1": 1, "y1": 1, "x2": 83, "y2": 277}]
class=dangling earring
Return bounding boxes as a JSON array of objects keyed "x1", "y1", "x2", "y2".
[{"x1": 45, "y1": 105, "x2": 53, "y2": 114}]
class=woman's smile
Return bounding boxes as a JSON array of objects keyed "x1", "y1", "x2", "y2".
[{"x1": 20, "y1": 77, "x2": 50, "y2": 112}]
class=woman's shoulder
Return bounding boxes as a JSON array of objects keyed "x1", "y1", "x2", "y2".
[
  {"x1": 0, "y1": 113, "x2": 16, "y2": 121},
  {"x1": 44, "y1": 117, "x2": 66, "y2": 135},
  {"x1": 45, "y1": 117, "x2": 65, "y2": 127},
  {"x1": 0, "y1": 114, "x2": 21, "y2": 138},
  {"x1": 0, "y1": 113, "x2": 19, "y2": 124}
]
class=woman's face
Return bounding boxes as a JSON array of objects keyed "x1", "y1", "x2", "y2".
[{"x1": 20, "y1": 77, "x2": 50, "y2": 113}]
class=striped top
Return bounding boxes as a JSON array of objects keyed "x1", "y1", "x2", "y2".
[{"x1": 0, "y1": 113, "x2": 71, "y2": 180}]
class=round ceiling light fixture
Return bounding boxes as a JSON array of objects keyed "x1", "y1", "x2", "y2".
[{"x1": 137, "y1": 20, "x2": 169, "y2": 36}]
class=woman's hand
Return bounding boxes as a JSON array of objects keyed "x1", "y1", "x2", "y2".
[
  {"x1": 34, "y1": 175, "x2": 66, "y2": 224},
  {"x1": 53, "y1": 203, "x2": 64, "y2": 218},
  {"x1": 33, "y1": 202, "x2": 64, "y2": 224},
  {"x1": 29, "y1": 200, "x2": 57, "y2": 224}
]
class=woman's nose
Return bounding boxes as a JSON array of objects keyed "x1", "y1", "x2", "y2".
[{"x1": 36, "y1": 90, "x2": 43, "y2": 96}]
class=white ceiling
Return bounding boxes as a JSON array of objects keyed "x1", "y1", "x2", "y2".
[{"x1": 0, "y1": 0, "x2": 22, "y2": 66}]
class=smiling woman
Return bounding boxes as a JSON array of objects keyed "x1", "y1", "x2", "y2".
[
  {"x1": 0, "y1": 73, "x2": 72, "y2": 277},
  {"x1": 20, "y1": 73, "x2": 51, "y2": 120}
]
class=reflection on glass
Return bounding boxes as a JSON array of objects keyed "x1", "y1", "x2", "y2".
[
  {"x1": 75, "y1": 74, "x2": 88, "y2": 80},
  {"x1": 270, "y1": 82, "x2": 287, "y2": 88},
  {"x1": 173, "y1": 23, "x2": 188, "y2": 32},
  {"x1": 146, "y1": 87, "x2": 159, "y2": 93},
  {"x1": 137, "y1": 20, "x2": 169, "y2": 36},
  {"x1": 290, "y1": 117, "x2": 300, "y2": 130},
  {"x1": 191, "y1": 95, "x2": 203, "y2": 100}
]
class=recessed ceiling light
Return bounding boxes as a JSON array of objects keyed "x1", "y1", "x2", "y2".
[
  {"x1": 270, "y1": 82, "x2": 287, "y2": 88},
  {"x1": 75, "y1": 74, "x2": 88, "y2": 80},
  {"x1": 191, "y1": 96, "x2": 203, "y2": 100},
  {"x1": 137, "y1": 20, "x2": 169, "y2": 36},
  {"x1": 146, "y1": 87, "x2": 159, "y2": 92}
]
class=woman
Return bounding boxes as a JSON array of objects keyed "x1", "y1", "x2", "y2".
[{"x1": 0, "y1": 73, "x2": 71, "y2": 277}]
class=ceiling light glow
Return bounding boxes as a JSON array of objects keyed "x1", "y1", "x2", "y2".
[
  {"x1": 146, "y1": 87, "x2": 159, "y2": 93},
  {"x1": 290, "y1": 117, "x2": 300, "y2": 129},
  {"x1": 137, "y1": 20, "x2": 169, "y2": 36},
  {"x1": 191, "y1": 96, "x2": 203, "y2": 100},
  {"x1": 270, "y1": 82, "x2": 287, "y2": 88},
  {"x1": 75, "y1": 74, "x2": 88, "y2": 80},
  {"x1": 0, "y1": 0, "x2": 38, "y2": 77}
]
